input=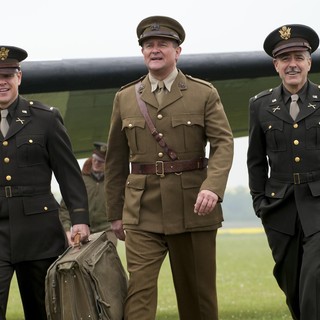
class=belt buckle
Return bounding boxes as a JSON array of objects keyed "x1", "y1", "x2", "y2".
[
  {"x1": 155, "y1": 161, "x2": 165, "y2": 177},
  {"x1": 293, "y1": 173, "x2": 300, "y2": 185},
  {"x1": 5, "y1": 186, "x2": 12, "y2": 198}
]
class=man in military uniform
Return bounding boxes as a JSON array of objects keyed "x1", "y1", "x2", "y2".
[
  {"x1": 0, "y1": 46, "x2": 90, "y2": 320},
  {"x1": 247, "y1": 25, "x2": 320, "y2": 319},
  {"x1": 59, "y1": 142, "x2": 117, "y2": 246},
  {"x1": 105, "y1": 16, "x2": 234, "y2": 320}
]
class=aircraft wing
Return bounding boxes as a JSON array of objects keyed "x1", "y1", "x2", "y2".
[{"x1": 20, "y1": 51, "x2": 320, "y2": 158}]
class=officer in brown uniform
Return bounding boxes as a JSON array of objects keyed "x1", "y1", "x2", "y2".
[
  {"x1": 105, "y1": 16, "x2": 234, "y2": 320},
  {"x1": 0, "y1": 46, "x2": 90, "y2": 320},
  {"x1": 247, "y1": 25, "x2": 320, "y2": 319}
]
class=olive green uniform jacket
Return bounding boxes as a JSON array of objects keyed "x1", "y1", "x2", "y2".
[
  {"x1": 105, "y1": 70, "x2": 234, "y2": 234},
  {"x1": 60, "y1": 158, "x2": 112, "y2": 234}
]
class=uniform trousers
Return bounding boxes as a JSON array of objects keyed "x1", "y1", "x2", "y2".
[
  {"x1": 124, "y1": 229, "x2": 218, "y2": 320},
  {"x1": 264, "y1": 218, "x2": 320, "y2": 320},
  {"x1": 0, "y1": 257, "x2": 56, "y2": 320}
]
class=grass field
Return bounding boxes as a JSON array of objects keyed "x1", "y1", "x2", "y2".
[{"x1": 6, "y1": 229, "x2": 292, "y2": 320}]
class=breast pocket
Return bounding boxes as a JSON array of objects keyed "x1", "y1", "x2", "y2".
[
  {"x1": 122, "y1": 117, "x2": 146, "y2": 154},
  {"x1": 171, "y1": 114, "x2": 205, "y2": 152},
  {"x1": 262, "y1": 120, "x2": 286, "y2": 152},
  {"x1": 305, "y1": 116, "x2": 320, "y2": 149},
  {"x1": 17, "y1": 135, "x2": 46, "y2": 167}
]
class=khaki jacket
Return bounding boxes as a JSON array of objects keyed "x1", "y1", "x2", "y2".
[
  {"x1": 60, "y1": 158, "x2": 112, "y2": 233},
  {"x1": 105, "y1": 70, "x2": 233, "y2": 234}
]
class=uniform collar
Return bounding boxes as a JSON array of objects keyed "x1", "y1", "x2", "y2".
[
  {"x1": 148, "y1": 68, "x2": 178, "y2": 92},
  {"x1": 282, "y1": 81, "x2": 308, "y2": 104}
]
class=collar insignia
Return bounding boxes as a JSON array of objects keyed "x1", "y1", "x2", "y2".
[
  {"x1": 16, "y1": 118, "x2": 25, "y2": 124},
  {"x1": 308, "y1": 103, "x2": 316, "y2": 109},
  {"x1": 272, "y1": 106, "x2": 281, "y2": 112}
]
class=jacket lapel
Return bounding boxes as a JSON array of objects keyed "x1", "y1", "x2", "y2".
[
  {"x1": 295, "y1": 82, "x2": 320, "y2": 121},
  {"x1": 266, "y1": 82, "x2": 320, "y2": 123},
  {"x1": 5, "y1": 98, "x2": 31, "y2": 139},
  {"x1": 266, "y1": 86, "x2": 292, "y2": 123},
  {"x1": 139, "y1": 71, "x2": 186, "y2": 111}
]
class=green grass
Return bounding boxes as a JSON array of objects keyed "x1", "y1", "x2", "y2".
[{"x1": 6, "y1": 232, "x2": 291, "y2": 320}]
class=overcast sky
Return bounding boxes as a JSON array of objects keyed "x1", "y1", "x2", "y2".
[{"x1": 3, "y1": 0, "x2": 320, "y2": 189}]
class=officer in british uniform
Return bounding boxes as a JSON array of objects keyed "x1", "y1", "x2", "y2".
[
  {"x1": 247, "y1": 24, "x2": 320, "y2": 319},
  {"x1": 0, "y1": 46, "x2": 90, "y2": 320},
  {"x1": 105, "y1": 16, "x2": 233, "y2": 320}
]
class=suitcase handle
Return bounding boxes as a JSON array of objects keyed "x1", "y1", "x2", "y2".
[{"x1": 73, "y1": 233, "x2": 81, "y2": 248}]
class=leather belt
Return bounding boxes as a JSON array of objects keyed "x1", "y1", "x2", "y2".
[
  {"x1": 0, "y1": 186, "x2": 51, "y2": 198},
  {"x1": 131, "y1": 158, "x2": 208, "y2": 177},
  {"x1": 271, "y1": 171, "x2": 320, "y2": 185}
]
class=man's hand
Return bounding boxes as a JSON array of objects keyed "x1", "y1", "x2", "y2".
[
  {"x1": 71, "y1": 224, "x2": 90, "y2": 244},
  {"x1": 194, "y1": 190, "x2": 219, "y2": 216},
  {"x1": 111, "y1": 220, "x2": 126, "y2": 241}
]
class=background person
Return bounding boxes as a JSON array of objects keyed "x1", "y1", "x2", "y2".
[
  {"x1": 0, "y1": 45, "x2": 90, "y2": 320},
  {"x1": 59, "y1": 142, "x2": 117, "y2": 246},
  {"x1": 247, "y1": 24, "x2": 320, "y2": 319},
  {"x1": 105, "y1": 16, "x2": 234, "y2": 320}
]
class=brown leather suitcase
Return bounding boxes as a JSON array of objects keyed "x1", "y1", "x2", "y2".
[{"x1": 45, "y1": 231, "x2": 127, "y2": 320}]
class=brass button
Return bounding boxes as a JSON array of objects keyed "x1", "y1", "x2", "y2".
[
  {"x1": 128, "y1": 124, "x2": 133, "y2": 128},
  {"x1": 44, "y1": 207, "x2": 48, "y2": 211},
  {"x1": 6, "y1": 175, "x2": 11, "y2": 181},
  {"x1": 271, "y1": 192, "x2": 275, "y2": 197},
  {"x1": 158, "y1": 133, "x2": 163, "y2": 138},
  {"x1": 294, "y1": 157, "x2": 300, "y2": 163},
  {"x1": 268, "y1": 125, "x2": 272, "y2": 129},
  {"x1": 157, "y1": 114, "x2": 163, "y2": 120},
  {"x1": 4, "y1": 157, "x2": 9, "y2": 163},
  {"x1": 29, "y1": 101, "x2": 34, "y2": 105},
  {"x1": 293, "y1": 123, "x2": 298, "y2": 128},
  {"x1": 158, "y1": 152, "x2": 164, "y2": 158},
  {"x1": 29, "y1": 139, "x2": 33, "y2": 143},
  {"x1": 2, "y1": 141, "x2": 8, "y2": 146},
  {"x1": 293, "y1": 140, "x2": 299, "y2": 145},
  {"x1": 187, "y1": 121, "x2": 192, "y2": 125}
]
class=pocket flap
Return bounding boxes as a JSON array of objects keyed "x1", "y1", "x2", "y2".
[{"x1": 23, "y1": 194, "x2": 59, "y2": 215}]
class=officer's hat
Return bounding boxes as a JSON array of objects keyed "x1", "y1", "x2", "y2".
[
  {"x1": 263, "y1": 24, "x2": 319, "y2": 57},
  {"x1": 92, "y1": 142, "x2": 107, "y2": 161},
  {"x1": 0, "y1": 46, "x2": 28, "y2": 74},
  {"x1": 136, "y1": 16, "x2": 185, "y2": 46}
]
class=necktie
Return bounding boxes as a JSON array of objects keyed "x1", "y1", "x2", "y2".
[
  {"x1": 155, "y1": 81, "x2": 165, "y2": 105},
  {"x1": 290, "y1": 94, "x2": 300, "y2": 120},
  {"x1": 0, "y1": 109, "x2": 9, "y2": 137}
]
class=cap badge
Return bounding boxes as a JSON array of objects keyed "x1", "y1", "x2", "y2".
[
  {"x1": 279, "y1": 26, "x2": 291, "y2": 40},
  {"x1": 0, "y1": 47, "x2": 9, "y2": 61},
  {"x1": 150, "y1": 23, "x2": 160, "y2": 31}
]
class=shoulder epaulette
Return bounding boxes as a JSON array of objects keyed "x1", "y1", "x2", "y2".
[
  {"x1": 185, "y1": 74, "x2": 213, "y2": 88},
  {"x1": 28, "y1": 100, "x2": 55, "y2": 112},
  {"x1": 251, "y1": 88, "x2": 273, "y2": 101},
  {"x1": 119, "y1": 75, "x2": 147, "y2": 92}
]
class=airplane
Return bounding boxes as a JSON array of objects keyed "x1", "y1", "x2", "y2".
[{"x1": 20, "y1": 50, "x2": 320, "y2": 159}]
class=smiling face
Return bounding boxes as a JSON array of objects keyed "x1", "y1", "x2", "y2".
[
  {"x1": 273, "y1": 51, "x2": 311, "y2": 93},
  {"x1": 0, "y1": 71, "x2": 21, "y2": 109},
  {"x1": 141, "y1": 37, "x2": 182, "y2": 80}
]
